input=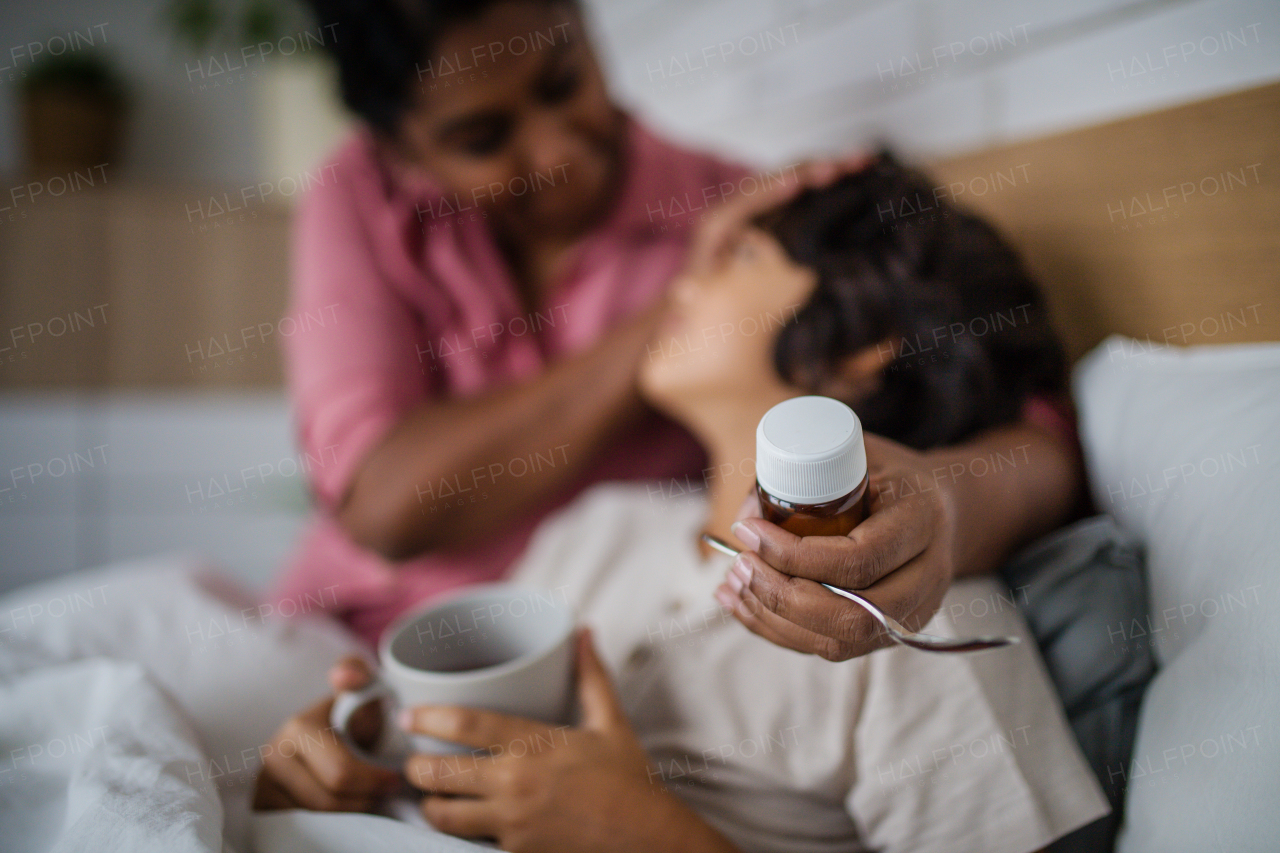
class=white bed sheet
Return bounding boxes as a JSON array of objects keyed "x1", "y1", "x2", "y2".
[{"x1": 0, "y1": 554, "x2": 492, "y2": 853}]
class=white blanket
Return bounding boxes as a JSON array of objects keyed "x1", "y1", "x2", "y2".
[{"x1": 0, "y1": 556, "x2": 492, "y2": 853}]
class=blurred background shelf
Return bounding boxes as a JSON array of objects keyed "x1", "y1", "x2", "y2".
[{"x1": 0, "y1": 181, "x2": 291, "y2": 389}]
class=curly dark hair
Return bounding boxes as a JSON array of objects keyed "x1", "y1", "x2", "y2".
[
  {"x1": 303, "y1": 0, "x2": 574, "y2": 136},
  {"x1": 757, "y1": 151, "x2": 1067, "y2": 450}
]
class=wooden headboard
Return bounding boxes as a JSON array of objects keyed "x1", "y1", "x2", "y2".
[
  {"x1": 930, "y1": 81, "x2": 1280, "y2": 362},
  {"x1": 2, "y1": 82, "x2": 1276, "y2": 389}
]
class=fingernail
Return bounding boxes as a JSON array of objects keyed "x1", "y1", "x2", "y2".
[
  {"x1": 731, "y1": 556, "x2": 752, "y2": 588},
  {"x1": 396, "y1": 708, "x2": 414, "y2": 731},
  {"x1": 731, "y1": 521, "x2": 760, "y2": 551},
  {"x1": 725, "y1": 567, "x2": 743, "y2": 594},
  {"x1": 714, "y1": 587, "x2": 737, "y2": 610}
]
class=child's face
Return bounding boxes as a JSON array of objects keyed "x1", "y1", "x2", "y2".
[
  {"x1": 394, "y1": 1, "x2": 623, "y2": 239},
  {"x1": 640, "y1": 227, "x2": 818, "y2": 409}
]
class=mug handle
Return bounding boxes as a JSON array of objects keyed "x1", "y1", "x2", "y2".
[{"x1": 329, "y1": 680, "x2": 412, "y2": 771}]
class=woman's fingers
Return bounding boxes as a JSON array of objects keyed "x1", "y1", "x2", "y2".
[
  {"x1": 719, "y1": 429, "x2": 960, "y2": 660},
  {"x1": 685, "y1": 152, "x2": 875, "y2": 281},
  {"x1": 687, "y1": 173, "x2": 803, "y2": 276},
  {"x1": 716, "y1": 581, "x2": 855, "y2": 658},
  {"x1": 723, "y1": 545, "x2": 947, "y2": 659},
  {"x1": 796, "y1": 152, "x2": 875, "y2": 189},
  {"x1": 723, "y1": 552, "x2": 894, "y2": 659},
  {"x1": 732, "y1": 491, "x2": 933, "y2": 589}
]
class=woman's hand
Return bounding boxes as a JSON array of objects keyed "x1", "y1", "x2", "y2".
[
  {"x1": 401, "y1": 629, "x2": 738, "y2": 853},
  {"x1": 253, "y1": 657, "x2": 403, "y2": 811},
  {"x1": 683, "y1": 154, "x2": 874, "y2": 279},
  {"x1": 717, "y1": 432, "x2": 958, "y2": 661}
]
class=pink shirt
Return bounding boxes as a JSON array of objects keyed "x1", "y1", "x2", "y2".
[{"x1": 271, "y1": 117, "x2": 749, "y2": 646}]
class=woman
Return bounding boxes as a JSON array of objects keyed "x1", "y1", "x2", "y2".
[
  {"x1": 275, "y1": 0, "x2": 753, "y2": 644},
  {"x1": 275, "y1": 0, "x2": 1083, "y2": 655},
  {"x1": 255, "y1": 156, "x2": 1108, "y2": 853}
]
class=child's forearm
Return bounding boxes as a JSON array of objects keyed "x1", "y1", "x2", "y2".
[{"x1": 638, "y1": 789, "x2": 742, "y2": 853}]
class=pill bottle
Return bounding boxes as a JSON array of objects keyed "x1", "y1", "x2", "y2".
[{"x1": 755, "y1": 396, "x2": 868, "y2": 537}]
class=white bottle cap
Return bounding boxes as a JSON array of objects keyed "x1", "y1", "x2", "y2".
[{"x1": 756, "y1": 396, "x2": 867, "y2": 505}]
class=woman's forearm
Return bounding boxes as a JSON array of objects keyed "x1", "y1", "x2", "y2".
[
  {"x1": 337, "y1": 301, "x2": 664, "y2": 560},
  {"x1": 926, "y1": 420, "x2": 1084, "y2": 578}
]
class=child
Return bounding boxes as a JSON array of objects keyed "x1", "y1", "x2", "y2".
[{"x1": 256, "y1": 153, "x2": 1107, "y2": 853}]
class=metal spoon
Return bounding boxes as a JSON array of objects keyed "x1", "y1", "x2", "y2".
[{"x1": 701, "y1": 533, "x2": 1019, "y2": 653}]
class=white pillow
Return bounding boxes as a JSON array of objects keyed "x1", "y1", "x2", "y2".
[{"x1": 1073, "y1": 336, "x2": 1280, "y2": 853}]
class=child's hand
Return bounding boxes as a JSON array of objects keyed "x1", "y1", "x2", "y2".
[
  {"x1": 252, "y1": 657, "x2": 403, "y2": 811},
  {"x1": 401, "y1": 629, "x2": 738, "y2": 853}
]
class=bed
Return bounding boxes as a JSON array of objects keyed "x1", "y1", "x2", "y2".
[
  {"x1": 2, "y1": 81, "x2": 1278, "y2": 853},
  {"x1": 930, "y1": 80, "x2": 1280, "y2": 853}
]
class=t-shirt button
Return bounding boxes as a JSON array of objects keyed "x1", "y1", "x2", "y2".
[
  {"x1": 666, "y1": 599, "x2": 684, "y2": 614},
  {"x1": 626, "y1": 645, "x2": 652, "y2": 669}
]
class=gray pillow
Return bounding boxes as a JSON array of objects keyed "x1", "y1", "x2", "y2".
[{"x1": 998, "y1": 515, "x2": 1157, "y2": 853}]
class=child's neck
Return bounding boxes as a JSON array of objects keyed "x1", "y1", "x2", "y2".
[{"x1": 685, "y1": 390, "x2": 795, "y2": 559}]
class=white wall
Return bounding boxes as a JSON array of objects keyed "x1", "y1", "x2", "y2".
[
  {"x1": 592, "y1": 0, "x2": 1280, "y2": 165},
  {"x1": 0, "y1": 393, "x2": 308, "y2": 594},
  {"x1": 0, "y1": 0, "x2": 1276, "y2": 182}
]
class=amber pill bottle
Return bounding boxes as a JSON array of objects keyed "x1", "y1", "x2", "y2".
[{"x1": 755, "y1": 396, "x2": 869, "y2": 537}]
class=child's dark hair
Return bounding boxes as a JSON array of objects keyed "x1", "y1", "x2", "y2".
[
  {"x1": 757, "y1": 151, "x2": 1067, "y2": 450},
  {"x1": 303, "y1": 0, "x2": 574, "y2": 137}
]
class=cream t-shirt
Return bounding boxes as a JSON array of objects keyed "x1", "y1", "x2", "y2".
[{"x1": 509, "y1": 482, "x2": 1110, "y2": 853}]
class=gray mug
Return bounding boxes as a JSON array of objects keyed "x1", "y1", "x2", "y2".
[{"x1": 330, "y1": 583, "x2": 575, "y2": 768}]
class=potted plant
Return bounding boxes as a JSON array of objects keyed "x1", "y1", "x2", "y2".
[
  {"x1": 162, "y1": 0, "x2": 306, "y2": 55},
  {"x1": 163, "y1": 0, "x2": 350, "y2": 182},
  {"x1": 22, "y1": 50, "x2": 127, "y2": 177}
]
